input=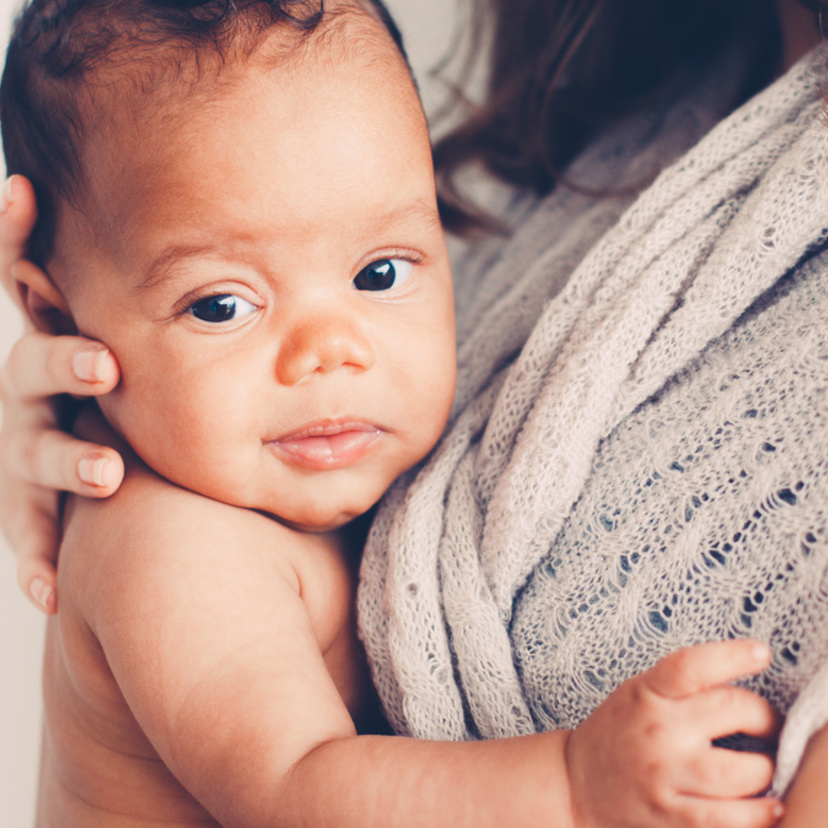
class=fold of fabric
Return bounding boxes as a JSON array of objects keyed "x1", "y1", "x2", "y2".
[{"x1": 359, "y1": 45, "x2": 828, "y2": 793}]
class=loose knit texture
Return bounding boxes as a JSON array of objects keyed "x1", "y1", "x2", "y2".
[{"x1": 357, "y1": 44, "x2": 828, "y2": 796}]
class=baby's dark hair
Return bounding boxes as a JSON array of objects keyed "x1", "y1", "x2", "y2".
[{"x1": 0, "y1": 0, "x2": 409, "y2": 268}]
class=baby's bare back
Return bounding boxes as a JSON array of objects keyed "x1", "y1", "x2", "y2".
[{"x1": 38, "y1": 609, "x2": 218, "y2": 826}]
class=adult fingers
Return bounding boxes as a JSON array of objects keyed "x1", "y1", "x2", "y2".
[
  {"x1": 0, "y1": 176, "x2": 38, "y2": 304},
  {"x1": 12, "y1": 502, "x2": 60, "y2": 613},
  {"x1": 0, "y1": 431, "x2": 122, "y2": 612},
  {"x1": 642, "y1": 640, "x2": 771, "y2": 699},
  {"x1": 2, "y1": 330, "x2": 119, "y2": 401},
  {"x1": 3, "y1": 425, "x2": 124, "y2": 497}
]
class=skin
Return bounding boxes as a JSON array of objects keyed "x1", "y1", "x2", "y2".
[
  {"x1": 0, "y1": 1, "x2": 822, "y2": 826},
  {"x1": 775, "y1": 0, "x2": 823, "y2": 69}
]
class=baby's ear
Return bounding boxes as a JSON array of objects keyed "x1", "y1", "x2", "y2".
[{"x1": 12, "y1": 260, "x2": 78, "y2": 336}]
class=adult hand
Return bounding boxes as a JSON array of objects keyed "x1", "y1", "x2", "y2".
[
  {"x1": 0, "y1": 176, "x2": 123, "y2": 613},
  {"x1": 566, "y1": 639, "x2": 783, "y2": 828}
]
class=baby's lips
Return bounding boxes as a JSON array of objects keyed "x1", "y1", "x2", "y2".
[{"x1": 269, "y1": 423, "x2": 382, "y2": 470}]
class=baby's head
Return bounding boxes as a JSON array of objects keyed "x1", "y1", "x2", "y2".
[
  {"x1": 2, "y1": 0, "x2": 411, "y2": 268},
  {"x1": 1, "y1": 0, "x2": 456, "y2": 531}
]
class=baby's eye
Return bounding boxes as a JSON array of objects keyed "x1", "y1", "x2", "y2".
[
  {"x1": 353, "y1": 259, "x2": 413, "y2": 292},
  {"x1": 188, "y1": 294, "x2": 258, "y2": 324}
]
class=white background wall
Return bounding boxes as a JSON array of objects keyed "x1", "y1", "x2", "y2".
[
  {"x1": 0, "y1": 0, "x2": 462, "y2": 823},
  {"x1": 0, "y1": 3, "x2": 41, "y2": 825}
]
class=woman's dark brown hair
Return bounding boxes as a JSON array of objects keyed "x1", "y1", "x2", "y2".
[{"x1": 435, "y1": 0, "x2": 783, "y2": 233}]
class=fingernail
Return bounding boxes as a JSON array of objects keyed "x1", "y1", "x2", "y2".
[
  {"x1": 772, "y1": 803, "x2": 784, "y2": 819},
  {"x1": 30, "y1": 577, "x2": 55, "y2": 611},
  {"x1": 0, "y1": 175, "x2": 15, "y2": 214},
  {"x1": 78, "y1": 454, "x2": 109, "y2": 487},
  {"x1": 73, "y1": 346, "x2": 110, "y2": 383},
  {"x1": 753, "y1": 642, "x2": 771, "y2": 661}
]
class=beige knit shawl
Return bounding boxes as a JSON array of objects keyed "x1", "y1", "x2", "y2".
[{"x1": 359, "y1": 46, "x2": 828, "y2": 795}]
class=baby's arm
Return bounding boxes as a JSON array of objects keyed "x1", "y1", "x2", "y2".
[
  {"x1": 63, "y1": 471, "x2": 567, "y2": 826},
  {"x1": 62, "y1": 467, "x2": 781, "y2": 828}
]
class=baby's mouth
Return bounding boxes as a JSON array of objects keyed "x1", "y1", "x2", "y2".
[{"x1": 268, "y1": 421, "x2": 382, "y2": 470}]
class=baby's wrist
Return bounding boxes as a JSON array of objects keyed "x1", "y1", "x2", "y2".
[{"x1": 555, "y1": 729, "x2": 583, "y2": 828}]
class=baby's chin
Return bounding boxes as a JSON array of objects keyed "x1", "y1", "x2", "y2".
[
  {"x1": 264, "y1": 503, "x2": 372, "y2": 535},
  {"x1": 163, "y1": 464, "x2": 386, "y2": 534},
  {"x1": 245, "y1": 476, "x2": 389, "y2": 534}
]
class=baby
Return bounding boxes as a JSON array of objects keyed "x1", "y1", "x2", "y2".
[{"x1": 1, "y1": 0, "x2": 783, "y2": 825}]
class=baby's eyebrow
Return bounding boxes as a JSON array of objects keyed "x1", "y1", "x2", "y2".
[
  {"x1": 139, "y1": 243, "x2": 221, "y2": 290},
  {"x1": 137, "y1": 197, "x2": 441, "y2": 290},
  {"x1": 371, "y1": 198, "x2": 441, "y2": 233}
]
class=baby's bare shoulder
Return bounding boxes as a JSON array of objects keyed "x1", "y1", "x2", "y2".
[{"x1": 60, "y1": 460, "x2": 304, "y2": 623}]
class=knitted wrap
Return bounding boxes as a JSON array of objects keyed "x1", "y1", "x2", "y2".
[{"x1": 358, "y1": 45, "x2": 828, "y2": 795}]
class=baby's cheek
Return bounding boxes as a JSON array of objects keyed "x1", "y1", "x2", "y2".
[
  {"x1": 99, "y1": 376, "x2": 205, "y2": 478},
  {"x1": 94, "y1": 385, "x2": 139, "y2": 449},
  {"x1": 147, "y1": 389, "x2": 261, "y2": 499}
]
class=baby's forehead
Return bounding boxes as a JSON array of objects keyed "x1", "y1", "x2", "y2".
[
  {"x1": 55, "y1": 3, "x2": 422, "y2": 272},
  {"x1": 75, "y1": 3, "x2": 408, "y2": 192},
  {"x1": 85, "y1": 2, "x2": 405, "y2": 145}
]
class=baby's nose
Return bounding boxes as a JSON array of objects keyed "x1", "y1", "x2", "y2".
[{"x1": 275, "y1": 314, "x2": 375, "y2": 386}]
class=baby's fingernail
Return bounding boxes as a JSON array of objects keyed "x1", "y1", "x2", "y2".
[
  {"x1": 772, "y1": 802, "x2": 784, "y2": 819},
  {"x1": 73, "y1": 346, "x2": 110, "y2": 383},
  {"x1": 30, "y1": 577, "x2": 55, "y2": 611},
  {"x1": 752, "y1": 642, "x2": 771, "y2": 661},
  {"x1": 0, "y1": 176, "x2": 15, "y2": 214},
  {"x1": 78, "y1": 454, "x2": 110, "y2": 487}
]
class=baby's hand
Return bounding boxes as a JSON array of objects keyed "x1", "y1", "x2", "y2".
[{"x1": 565, "y1": 639, "x2": 783, "y2": 828}]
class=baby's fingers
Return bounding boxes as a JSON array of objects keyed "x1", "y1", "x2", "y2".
[
  {"x1": 689, "y1": 684, "x2": 781, "y2": 746},
  {"x1": 674, "y1": 796, "x2": 783, "y2": 828},
  {"x1": 643, "y1": 640, "x2": 771, "y2": 699},
  {"x1": 680, "y1": 741, "x2": 776, "y2": 800}
]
